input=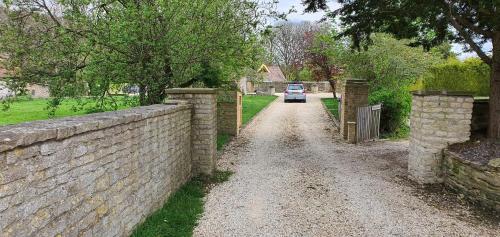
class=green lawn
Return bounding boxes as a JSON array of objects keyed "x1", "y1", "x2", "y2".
[
  {"x1": 321, "y1": 98, "x2": 340, "y2": 119},
  {"x1": 0, "y1": 96, "x2": 137, "y2": 126},
  {"x1": 242, "y1": 95, "x2": 277, "y2": 125},
  {"x1": 132, "y1": 171, "x2": 233, "y2": 237},
  {"x1": 216, "y1": 95, "x2": 277, "y2": 151}
]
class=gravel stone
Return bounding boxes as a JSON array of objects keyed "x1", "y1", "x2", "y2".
[{"x1": 194, "y1": 93, "x2": 499, "y2": 237}]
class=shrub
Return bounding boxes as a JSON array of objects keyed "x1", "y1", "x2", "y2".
[
  {"x1": 420, "y1": 58, "x2": 490, "y2": 96},
  {"x1": 369, "y1": 89, "x2": 411, "y2": 138}
]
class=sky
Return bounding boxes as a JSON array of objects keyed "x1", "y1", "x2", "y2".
[{"x1": 276, "y1": 0, "x2": 491, "y2": 60}]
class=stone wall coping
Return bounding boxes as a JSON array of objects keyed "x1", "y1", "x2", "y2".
[
  {"x1": 166, "y1": 88, "x2": 218, "y2": 94},
  {"x1": 444, "y1": 149, "x2": 500, "y2": 171},
  {"x1": 0, "y1": 103, "x2": 191, "y2": 153},
  {"x1": 473, "y1": 97, "x2": 489, "y2": 103},
  {"x1": 411, "y1": 90, "x2": 473, "y2": 97},
  {"x1": 344, "y1": 79, "x2": 369, "y2": 85}
]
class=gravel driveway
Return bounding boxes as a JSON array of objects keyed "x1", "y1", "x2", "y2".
[{"x1": 194, "y1": 93, "x2": 499, "y2": 237}]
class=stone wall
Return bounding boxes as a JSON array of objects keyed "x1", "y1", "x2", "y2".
[
  {"x1": 339, "y1": 79, "x2": 369, "y2": 140},
  {"x1": 166, "y1": 88, "x2": 217, "y2": 176},
  {"x1": 471, "y1": 98, "x2": 489, "y2": 138},
  {"x1": 218, "y1": 90, "x2": 242, "y2": 136},
  {"x1": 443, "y1": 150, "x2": 500, "y2": 212},
  {"x1": 408, "y1": 91, "x2": 474, "y2": 184},
  {"x1": 0, "y1": 104, "x2": 193, "y2": 236},
  {"x1": 254, "y1": 81, "x2": 333, "y2": 93}
]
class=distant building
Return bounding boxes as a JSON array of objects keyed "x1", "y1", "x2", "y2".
[{"x1": 257, "y1": 64, "x2": 286, "y2": 82}]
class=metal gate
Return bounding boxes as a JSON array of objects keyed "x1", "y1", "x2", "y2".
[{"x1": 356, "y1": 104, "x2": 382, "y2": 143}]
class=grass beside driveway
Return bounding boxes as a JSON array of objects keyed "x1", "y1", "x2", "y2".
[
  {"x1": 217, "y1": 95, "x2": 277, "y2": 151},
  {"x1": 0, "y1": 96, "x2": 137, "y2": 126},
  {"x1": 242, "y1": 95, "x2": 277, "y2": 125},
  {"x1": 131, "y1": 170, "x2": 233, "y2": 237},
  {"x1": 321, "y1": 98, "x2": 339, "y2": 119}
]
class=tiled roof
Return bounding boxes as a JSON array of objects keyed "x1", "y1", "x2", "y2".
[{"x1": 258, "y1": 65, "x2": 286, "y2": 82}]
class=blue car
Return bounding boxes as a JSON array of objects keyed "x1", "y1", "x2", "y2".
[{"x1": 284, "y1": 83, "x2": 306, "y2": 103}]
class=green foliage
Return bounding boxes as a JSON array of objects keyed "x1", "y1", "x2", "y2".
[
  {"x1": 298, "y1": 68, "x2": 313, "y2": 81},
  {"x1": 419, "y1": 58, "x2": 490, "y2": 96},
  {"x1": 131, "y1": 180, "x2": 205, "y2": 237},
  {"x1": 242, "y1": 95, "x2": 277, "y2": 125},
  {"x1": 342, "y1": 34, "x2": 445, "y2": 137},
  {"x1": 368, "y1": 89, "x2": 411, "y2": 138},
  {"x1": 321, "y1": 98, "x2": 339, "y2": 119},
  {"x1": 0, "y1": 0, "x2": 272, "y2": 111},
  {"x1": 343, "y1": 34, "x2": 444, "y2": 89},
  {"x1": 217, "y1": 134, "x2": 231, "y2": 151}
]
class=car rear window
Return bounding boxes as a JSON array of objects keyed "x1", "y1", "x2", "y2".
[{"x1": 287, "y1": 85, "x2": 304, "y2": 90}]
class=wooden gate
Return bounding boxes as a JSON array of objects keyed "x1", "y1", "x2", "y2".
[{"x1": 356, "y1": 104, "x2": 382, "y2": 143}]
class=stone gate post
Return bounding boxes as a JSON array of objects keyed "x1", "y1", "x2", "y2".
[
  {"x1": 166, "y1": 88, "x2": 218, "y2": 176},
  {"x1": 217, "y1": 90, "x2": 243, "y2": 136},
  {"x1": 340, "y1": 79, "x2": 369, "y2": 140},
  {"x1": 409, "y1": 91, "x2": 474, "y2": 184}
]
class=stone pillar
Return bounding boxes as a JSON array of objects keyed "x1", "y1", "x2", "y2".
[
  {"x1": 166, "y1": 88, "x2": 218, "y2": 176},
  {"x1": 311, "y1": 84, "x2": 319, "y2": 94},
  {"x1": 217, "y1": 90, "x2": 242, "y2": 136},
  {"x1": 347, "y1": 121, "x2": 357, "y2": 143},
  {"x1": 409, "y1": 91, "x2": 474, "y2": 184},
  {"x1": 340, "y1": 79, "x2": 369, "y2": 139}
]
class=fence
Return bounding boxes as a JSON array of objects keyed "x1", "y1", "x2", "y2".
[{"x1": 356, "y1": 104, "x2": 381, "y2": 143}]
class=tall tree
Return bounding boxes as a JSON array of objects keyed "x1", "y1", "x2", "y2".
[
  {"x1": 304, "y1": 31, "x2": 345, "y2": 98},
  {"x1": 0, "y1": 0, "x2": 273, "y2": 107},
  {"x1": 264, "y1": 21, "x2": 321, "y2": 79},
  {"x1": 304, "y1": 0, "x2": 500, "y2": 140}
]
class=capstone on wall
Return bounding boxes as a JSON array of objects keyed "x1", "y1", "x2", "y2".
[
  {"x1": 0, "y1": 104, "x2": 192, "y2": 236},
  {"x1": 408, "y1": 92, "x2": 474, "y2": 184}
]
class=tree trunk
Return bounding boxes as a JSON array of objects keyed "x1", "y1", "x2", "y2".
[
  {"x1": 489, "y1": 33, "x2": 500, "y2": 141},
  {"x1": 328, "y1": 79, "x2": 337, "y2": 98}
]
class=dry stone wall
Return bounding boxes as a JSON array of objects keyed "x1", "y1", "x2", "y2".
[
  {"x1": 409, "y1": 92, "x2": 474, "y2": 184},
  {"x1": 443, "y1": 150, "x2": 500, "y2": 212},
  {"x1": 0, "y1": 104, "x2": 193, "y2": 236}
]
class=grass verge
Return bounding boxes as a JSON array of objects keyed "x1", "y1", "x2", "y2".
[
  {"x1": 217, "y1": 133, "x2": 231, "y2": 151},
  {"x1": 0, "y1": 96, "x2": 137, "y2": 126},
  {"x1": 242, "y1": 95, "x2": 277, "y2": 125},
  {"x1": 320, "y1": 98, "x2": 339, "y2": 119},
  {"x1": 131, "y1": 170, "x2": 234, "y2": 237}
]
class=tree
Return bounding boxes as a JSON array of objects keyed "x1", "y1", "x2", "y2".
[
  {"x1": 305, "y1": 31, "x2": 345, "y2": 98},
  {"x1": 264, "y1": 21, "x2": 320, "y2": 79},
  {"x1": 0, "y1": 0, "x2": 273, "y2": 108},
  {"x1": 304, "y1": 0, "x2": 500, "y2": 140}
]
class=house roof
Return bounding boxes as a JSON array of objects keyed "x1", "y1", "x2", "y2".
[{"x1": 258, "y1": 64, "x2": 286, "y2": 82}]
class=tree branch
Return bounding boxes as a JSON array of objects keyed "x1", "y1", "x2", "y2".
[{"x1": 449, "y1": 17, "x2": 492, "y2": 66}]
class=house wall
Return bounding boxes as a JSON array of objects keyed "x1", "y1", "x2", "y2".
[
  {"x1": 0, "y1": 104, "x2": 193, "y2": 236},
  {"x1": 26, "y1": 84, "x2": 50, "y2": 98}
]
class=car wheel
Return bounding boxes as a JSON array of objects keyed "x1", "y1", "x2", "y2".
[
  {"x1": 284, "y1": 100, "x2": 288, "y2": 103},
  {"x1": 302, "y1": 99, "x2": 307, "y2": 103}
]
